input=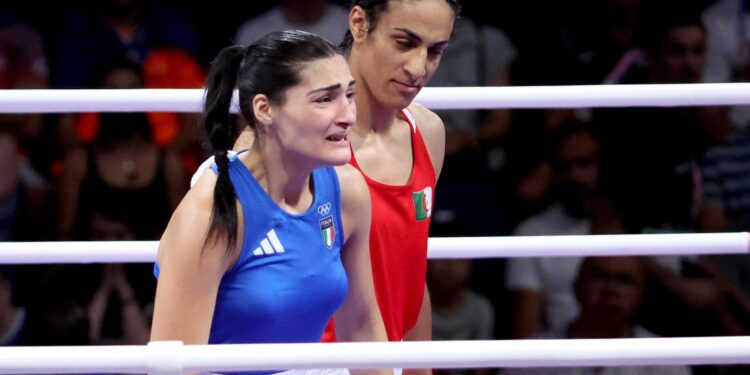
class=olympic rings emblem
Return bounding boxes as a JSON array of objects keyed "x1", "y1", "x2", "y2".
[{"x1": 318, "y1": 202, "x2": 332, "y2": 216}]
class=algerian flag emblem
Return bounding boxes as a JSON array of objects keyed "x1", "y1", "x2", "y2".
[
  {"x1": 320, "y1": 216, "x2": 335, "y2": 249},
  {"x1": 412, "y1": 186, "x2": 433, "y2": 221}
]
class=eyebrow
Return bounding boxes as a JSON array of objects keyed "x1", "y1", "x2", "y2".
[
  {"x1": 307, "y1": 80, "x2": 356, "y2": 96},
  {"x1": 394, "y1": 27, "x2": 450, "y2": 48}
]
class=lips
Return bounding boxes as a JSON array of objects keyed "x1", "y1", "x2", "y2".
[
  {"x1": 326, "y1": 131, "x2": 350, "y2": 144},
  {"x1": 393, "y1": 81, "x2": 421, "y2": 97}
]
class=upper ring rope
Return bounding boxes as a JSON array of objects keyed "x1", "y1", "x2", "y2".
[
  {"x1": 0, "y1": 232, "x2": 746, "y2": 264},
  {"x1": 1, "y1": 83, "x2": 749, "y2": 113}
]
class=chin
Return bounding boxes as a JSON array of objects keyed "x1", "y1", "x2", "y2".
[
  {"x1": 387, "y1": 94, "x2": 413, "y2": 110},
  {"x1": 379, "y1": 88, "x2": 413, "y2": 109},
  {"x1": 321, "y1": 149, "x2": 352, "y2": 167},
  {"x1": 333, "y1": 151, "x2": 352, "y2": 166}
]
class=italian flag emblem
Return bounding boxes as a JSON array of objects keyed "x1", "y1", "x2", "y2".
[
  {"x1": 412, "y1": 186, "x2": 433, "y2": 221},
  {"x1": 320, "y1": 216, "x2": 335, "y2": 249}
]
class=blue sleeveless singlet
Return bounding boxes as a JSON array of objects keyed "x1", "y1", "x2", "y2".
[{"x1": 155, "y1": 154, "x2": 348, "y2": 373}]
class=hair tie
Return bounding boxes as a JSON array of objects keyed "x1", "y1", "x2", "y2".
[{"x1": 215, "y1": 150, "x2": 230, "y2": 174}]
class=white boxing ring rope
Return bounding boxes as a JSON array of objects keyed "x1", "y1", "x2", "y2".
[
  {"x1": 0, "y1": 232, "x2": 747, "y2": 264},
  {"x1": 2, "y1": 83, "x2": 750, "y2": 113},
  {"x1": 1, "y1": 84, "x2": 750, "y2": 373},
  {"x1": 2, "y1": 338, "x2": 750, "y2": 374}
]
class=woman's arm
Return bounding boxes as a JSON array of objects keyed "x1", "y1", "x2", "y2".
[
  {"x1": 335, "y1": 165, "x2": 390, "y2": 375},
  {"x1": 150, "y1": 173, "x2": 240, "y2": 344},
  {"x1": 334, "y1": 165, "x2": 386, "y2": 342},
  {"x1": 404, "y1": 289, "x2": 431, "y2": 341}
]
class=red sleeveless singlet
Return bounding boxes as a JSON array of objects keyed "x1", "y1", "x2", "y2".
[{"x1": 323, "y1": 107, "x2": 436, "y2": 342}]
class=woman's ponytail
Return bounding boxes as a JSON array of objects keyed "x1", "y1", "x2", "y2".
[{"x1": 202, "y1": 46, "x2": 247, "y2": 253}]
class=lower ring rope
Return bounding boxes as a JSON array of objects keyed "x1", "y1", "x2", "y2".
[{"x1": 1, "y1": 338, "x2": 749, "y2": 374}]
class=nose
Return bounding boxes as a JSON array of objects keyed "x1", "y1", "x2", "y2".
[
  {"x1": 337, "y1": 97, "x2": 356, "y2": 128},
  {"x1": 404, "y1": 49, "x2": 428, "y2": 81}
]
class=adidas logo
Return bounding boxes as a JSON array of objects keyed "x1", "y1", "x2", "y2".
[{"x1": 252, "y1": 229, "x2": 285, "y2": 256}]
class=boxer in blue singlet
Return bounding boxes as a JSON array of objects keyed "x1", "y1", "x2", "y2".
[{"x1": 149, "y1": 30, "x2": 388, "y2": 375}]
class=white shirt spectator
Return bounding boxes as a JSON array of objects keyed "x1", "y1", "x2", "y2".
[
  {"x1": 234, "y1": 4, "x2": 349, "y2": 46},
  {"x1": 506, "y1": 203, "x2": 589, "y2": 333}
]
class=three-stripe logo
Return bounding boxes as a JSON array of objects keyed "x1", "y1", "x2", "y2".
[{"x1": 252, "y1": 229, "x2": 285, "y2": 256}]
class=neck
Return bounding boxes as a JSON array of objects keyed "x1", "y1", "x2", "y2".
[
  {"x1": 247, "y1": 141, "x2": 314, "y2": 214},
  {"x1": 569, "y1": 314, "x2": 631, "y2": 339},
  {"x1": 283, "y1": 0, "x2": 326, "y2": 25},
  {"x1": 349, "y1": 58, "x2": 402, "y2": 135},
  {"x1": 354, "y1": 92, "x2": 401, "y2": 134}
]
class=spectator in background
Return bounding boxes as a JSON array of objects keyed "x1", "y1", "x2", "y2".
[
  {"x1": 702, "y1": 0, "x2": 750, "y2": 128},
  {"x1": 428, "y1": 257, "x2": 494, "y2": 375},
  {"x1": 590, "y1": 11, "x2": 750, "y2": 339},
  {"x1": 57, "y1": 59, "x2": 186, "y2": 241},
  {"x1": 697, "y1": 115, "x2": 750, "y2": 329},
  {"x1": 427, "y1": 15, "x2": 517, "y2": 242},
  {"x1": 506, "y1": 121, "x2": 623, "y2": 339},
  {"x1": 0, "y1": 8, "x2": 59, "y2": 182},
  {"x1": 702, "y1": 0, "x2": 747, "y2": 83},
  {"x1": 698, "y1": 121, "x2": 750, "y2": 232},
  {"x1": 512, "y1": 0, "x2": 647, "y2": 134},
  {"x1": 427, "y1": 16, "x2": 517, "y2": 178},
  {"x1": 595, "y1": 9, "x2": 718, "y2": 234},
  {"x1": 54, "y1": 60, "x2": 180, "y2": 345},
  {"x1": 0, "y1": 8, "x2": 48, "y2": 136},
  {"x1": 52, "y1": 0, "x2": 204, "y2": 155},
  {"x1": 693, "y1": 1, "x2": 750, "y2": 328},
  {"x1": 429, "y1": 258, "x2": 494, "y2": 342},
  {"x1": 698, "y1": 24, "x2": 750, "y2": 233},
  {"x1": 20, "y1": 264, "x2": 151, "y2": 347},
  {"x1": 507, "y1": 117, "x2": 748, "y2": 340},
  {"x1": 52, "y1": 0, "x2": 200, "y2": 89},
  {"x1": 87, "y1": 264, "x2": 150, "y2": 345},
  {"x1": 234, "y1": 0, "x2": 348, "y2": 45},
  {"x1": 428, "y1": 219, "x2": 495, "y2": 375},
  {"x1": 140, "y1": 47, "x2": 206, "y2": 173},
  {"x1": 513, "y1": 122, "x2": 605, "y2": 237},
  {"x1": 503, "y1": 257, "x2": 691, "y2": 375}
]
